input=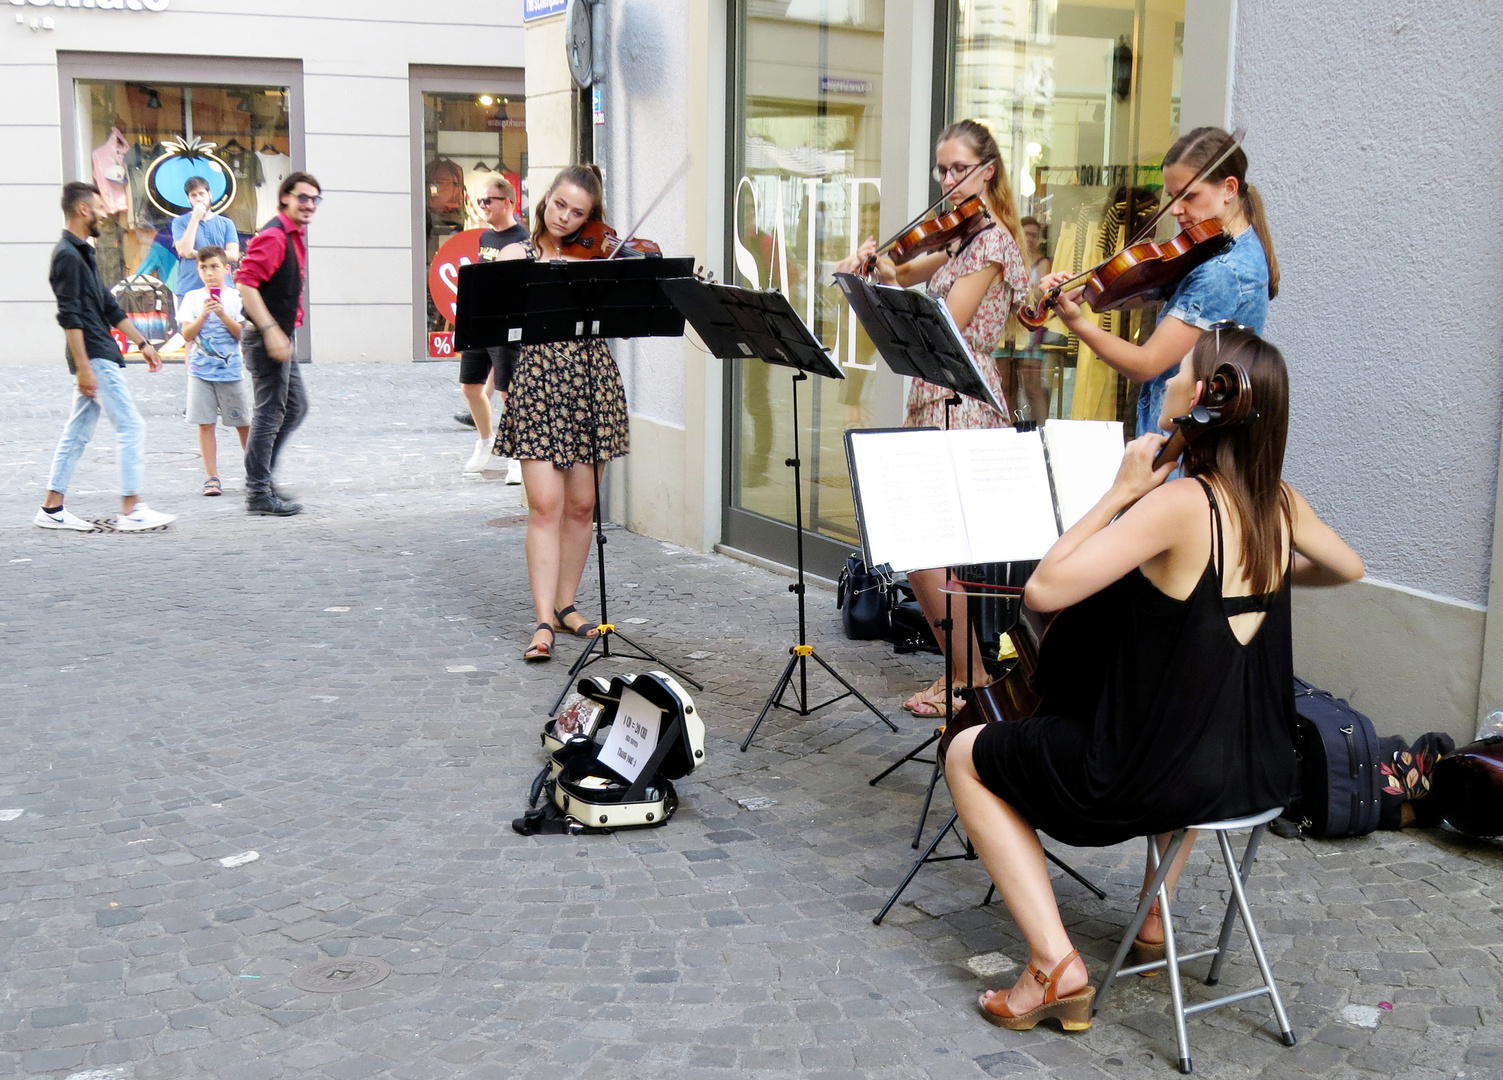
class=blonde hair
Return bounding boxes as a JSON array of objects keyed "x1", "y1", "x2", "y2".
[{"x1": 936, "y1": 120, "x2": 1025, "y2": 254}]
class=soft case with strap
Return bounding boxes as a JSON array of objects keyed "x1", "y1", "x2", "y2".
[{"x1": 1290, "y1": 677, "x2": 1383, "y2": 838}]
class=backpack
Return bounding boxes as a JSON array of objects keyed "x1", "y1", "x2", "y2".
[{"x1": 1289, "y1": 677, "x2": 1387, "y2": 838}]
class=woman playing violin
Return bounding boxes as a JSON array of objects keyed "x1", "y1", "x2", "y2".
[
  {"x1": 835, "y1": 119, "x2": 1029, "y2": 718},
  {"x1": 944, "y1": 328, "x2": 1363, "y2": 1033},
  {"x1": 493, "y1": 164, "x2": 630, "y2": 661},
  {"x1": 1037, "y1": 126, "x2": 1279, "y2": 437}
]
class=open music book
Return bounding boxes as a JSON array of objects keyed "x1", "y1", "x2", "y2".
[{"x1": 844, "y1": 421, "x2": 1125, "y2": 573}]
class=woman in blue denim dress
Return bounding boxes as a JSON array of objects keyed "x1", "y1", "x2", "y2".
[{"x1": 1038, "y1": 127, "x2": 1279, "y2": 435}]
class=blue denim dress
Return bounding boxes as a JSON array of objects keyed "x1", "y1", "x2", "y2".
[{"x1": 1137, "y1": 228, "x2": 1269, "y2": 435}]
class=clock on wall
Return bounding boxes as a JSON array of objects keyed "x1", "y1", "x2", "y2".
[{"x1": 566, "y1": 0, "x2": 594, "y2": 88}]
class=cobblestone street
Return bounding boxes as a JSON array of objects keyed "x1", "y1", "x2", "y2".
[{"x1": 1, "y1": 362, "x2": 1499, "y2": 1080}]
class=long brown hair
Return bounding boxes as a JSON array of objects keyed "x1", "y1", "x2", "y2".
[
  {"x1": 531, "y1": 164, "x2": 605, "y2": 247},
  {"x1": 1180, "y1": 328, "x2": 1291, "y2": 595},
  {"x1": 936, "y1": 120, "x2": 1025, "y2": 255},
  {"x1": 1163, "y1": 127, "x2": 1279, "y2": 299}
]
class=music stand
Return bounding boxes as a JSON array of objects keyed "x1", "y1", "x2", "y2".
[
  {"x1": 456, "y1": 256, "x2": 705, "y2": 713},
  {"x1": 660, "y1": 279, "x2": 897, "y2": 751}
]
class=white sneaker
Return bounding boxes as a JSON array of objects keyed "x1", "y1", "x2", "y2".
[
  {"x1": 33, "y1": 507, "x2": 93, "y2": 531},
  {"x1": 504, "y1": 459, "x2": 522, "y2": 485},
  {"x1": 462, "y1": 437, "x2": 492, "y2": 474},
  {"x1": 116, "y1": 503, "x2": 177, "y2": 531}
]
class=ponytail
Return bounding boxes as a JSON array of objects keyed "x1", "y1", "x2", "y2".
[
  {"x1": 1165, "y1": 126, "x2": 1278, "y2": 300},
  {"x1": 936, "y1": 120, "x2": 1026, "y2": 255},
  {"x1": 1241, "y1": 183, "x2": 1279, "y2": 300},
  {"x1": 531, "y1": 163, "x2": 606, "y2": 247}
]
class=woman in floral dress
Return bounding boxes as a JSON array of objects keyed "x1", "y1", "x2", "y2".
[
  {"x1": 493, "y1": 165, "x2": 630, "y2": 662},
  {"x1": 837, "y1": 119, "x2": 1029, "y2": 717}
]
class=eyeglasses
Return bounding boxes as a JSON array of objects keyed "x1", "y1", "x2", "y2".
[
  {"x1": 931, "y1": 161, "x2": 985, "y2": 183},
  {"x1": 295, "y1": 193, "x2": 323, "y2": 206},
  {"x1": 476, "y1": 196, "x2": 510, "y2": 208}
]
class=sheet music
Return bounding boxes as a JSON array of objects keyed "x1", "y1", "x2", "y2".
[
  {"x1": 597, "y1": 687, "x2": 662, "y2": 784},
  {"x1": 847, "y1": 430, "x2": 971, "y2": 572},
  {"x1": 946, "y1": 429, "x2": 1062, "y2": 562},
  {"x1": 1041, "y1": 420, "x2": 1125, "y2": 531}
]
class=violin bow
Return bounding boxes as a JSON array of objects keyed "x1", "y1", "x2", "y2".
[
  {"x1": 603, "y1": 155, "x2": 692, "y2": 260},
  {"x1": 1027, "y1": 128, "x2": 1247, "y2": 310}
]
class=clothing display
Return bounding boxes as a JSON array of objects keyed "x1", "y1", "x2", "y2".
[
  {"x1": 493, "y1": 242, "x2": 629, "y2": 468},
  {"x1": 124, "y1": 140, "x2": 171, "y2": 230},
  {"x1": 254, "y1": 149, "x2": 290, "y2": 226},
  {"x1": 92, "y1": 128, "x2": 130, "y2": 215},
  {"x1": 970, "y1": 480, "x2": 1297, "y2": 848},
  {"x1": 905, "y1": 224, "x2": 1027, "y2": 429},
  {"x1": 219, "y1": 141, "x2": 264, "y2": 233}
]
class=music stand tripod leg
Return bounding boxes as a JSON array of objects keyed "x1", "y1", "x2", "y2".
[
  {"x1": 741, "y1": 650, "x2": 803, "y2": 752},
  {"x1": 873, "y1": 810, "x2": 961, "y2": 926},
  {"x1": 867, "y1": 729, "x2": 939, "y2": 787}
]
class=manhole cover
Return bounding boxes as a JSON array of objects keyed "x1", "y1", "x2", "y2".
[
  {"x1": 486, "y1": 515, "x2": 528, "y2": 528},
  {"x1": 289, "y1": 957, "x2": 392, "y2": 994}
]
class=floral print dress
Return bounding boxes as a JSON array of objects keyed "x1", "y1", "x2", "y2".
[
  {"x1": 492, "y1": 243, "x2": 631, "y2": 468},
  {"x1": 904, "y1": 224, "x2": 1028, "y2": 430}
]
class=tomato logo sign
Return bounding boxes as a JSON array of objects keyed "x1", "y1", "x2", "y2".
[
  {"x1": 427, "y1": 229, "x2": 484, "y2": 324},
  {"x1": 144, "y1": 136, "x2": 237, "y2": 217}
]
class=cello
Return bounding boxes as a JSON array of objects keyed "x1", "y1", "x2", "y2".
[{"x1": 1018, "y1": 129, "x2": 1246, "y2": 329}]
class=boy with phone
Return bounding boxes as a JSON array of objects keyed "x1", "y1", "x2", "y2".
[{"x1": 179, "y1": 245, "x2": 250, "y2": 495}]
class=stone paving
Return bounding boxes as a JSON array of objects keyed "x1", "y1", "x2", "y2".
[{"x1": 0, "y1": 361, "x2": 1500, "y2": 1080}]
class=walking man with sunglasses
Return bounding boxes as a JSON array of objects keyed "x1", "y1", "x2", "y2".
[
  {"x1": 459, "y1": 174, "x2": 527, "y2": 479},
  {"x1": 237, "y1": 171, "x2": 321, "y2": 516}
]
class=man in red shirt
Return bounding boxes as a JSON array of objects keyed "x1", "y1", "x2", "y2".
[{"x1": 236, "y1": 172, "x2": 320, "y2": 516}]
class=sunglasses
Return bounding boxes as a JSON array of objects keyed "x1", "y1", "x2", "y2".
[
  {"x1": 475, "y1": 196, "x2": 511, "y2": 208},
  {"x1": 294, "y1": 193, "x2": 323, "y2": 206}
]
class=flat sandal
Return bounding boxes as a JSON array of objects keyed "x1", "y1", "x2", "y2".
[
  {"x1": 554, "y1": 604, "x2": 599, "y2": 638},
  {"x1": 524, "y1": 623, "x2": 555, "y2": 662},
  {"x1": 977, "y1": 949, "x2": 1093, "y2": 1032}
]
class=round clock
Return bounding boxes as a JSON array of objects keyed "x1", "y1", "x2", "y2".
[{"x1": 566, "y1": 0, "x2": 594, "y2": 88}]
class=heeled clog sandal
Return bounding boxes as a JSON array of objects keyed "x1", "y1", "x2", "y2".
[{"x1": 977, "y1": 949, "x2": 1094, "y2": 1032}]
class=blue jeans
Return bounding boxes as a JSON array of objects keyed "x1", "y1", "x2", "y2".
[
  {"x1": 46, "y1": 357, "x2": 145, "y2": 497},
  {"x1": 242, "y1": 328, "x2": 307, "y2": 499}
]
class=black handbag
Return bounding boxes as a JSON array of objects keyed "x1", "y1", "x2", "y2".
[{"x1": 836, "y1": 554, "x2": 890, "y2": 640}]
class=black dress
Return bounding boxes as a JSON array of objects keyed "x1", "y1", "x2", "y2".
[{"x1": 971, "y1": 480, "x2": 1298, "y2": 848}]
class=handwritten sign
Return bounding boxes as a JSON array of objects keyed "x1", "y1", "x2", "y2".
[
  {"x1": 427, "y1": 228, "x2": 484, "y2": 325},
  {"x1": 598, "y1": 687, "x2": 662, "y2": 784}
]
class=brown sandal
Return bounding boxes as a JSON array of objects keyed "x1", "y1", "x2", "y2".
[
  {"x1": 977, "y1": 949, "x2": 1093, "y2": 1032},
  {"x1": 524, "y1": 623, "x2": 555, "y2": 663},
  {"x1": 1129, "y1": 901, "x2": 1167, "y2": 976}
]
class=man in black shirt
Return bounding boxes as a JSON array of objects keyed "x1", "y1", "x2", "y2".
[
  {"x1": 460, "y1": 174, "x2": 529, "y2": 478},
  {"x1": 36, "y1": 182, "x2": 177, "y2": 532}
]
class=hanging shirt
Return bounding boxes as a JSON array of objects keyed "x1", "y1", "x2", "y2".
[
  {"x1": 92, "y1": 128, "x2": 130, "y2": 215},
  {"x1": 255, "y1": 151, "x2": 291, "y2": 225}
]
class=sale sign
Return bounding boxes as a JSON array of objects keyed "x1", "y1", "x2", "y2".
[
  {"x1": 427, "y1": 228, "x2": 485, "y2": 325},
  {"x1": 428, "y1": 332, "x2": 455, "y2": 358}
]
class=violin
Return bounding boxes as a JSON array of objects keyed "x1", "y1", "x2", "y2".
[
  {"x1": 1018, "y1": 217, "x2": 1229, "y2": 328},
  {"x1": 876, "y1": 195, "x2": 992, "y2": 269},
  {"x1": 1018, "y1": 127, "x2": 1246, "y2": 329},
  {"x1": 555, "y1": 219, "x2": 663, "y2": 260},
  {"x1": 1151, "y1": 360, "x2": 1256, "y2": 470}
]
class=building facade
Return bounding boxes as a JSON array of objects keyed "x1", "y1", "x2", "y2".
[{"x1": 2, "y1": 0, "x2": 528, "y2": 364}]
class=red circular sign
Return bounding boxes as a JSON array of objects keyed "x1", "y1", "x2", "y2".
[{"x1": 428, "y1": 229, "x2": 484, "y2": 324}]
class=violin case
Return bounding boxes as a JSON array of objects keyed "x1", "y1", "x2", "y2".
[{"x1": 516, "y1": 672, "x2": 705, "y2": 834}]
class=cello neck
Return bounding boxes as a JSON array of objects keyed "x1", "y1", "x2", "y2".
[{"x1": 1153, "y1": 428, "x2": 1188, "y2": 471}]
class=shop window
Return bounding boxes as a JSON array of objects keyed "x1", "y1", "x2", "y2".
[
  {"x1": 421, "y1": 91, "x2": 527, "y2": 351},
  {"x1": 75, "y1": 80, "x2": 291, "y2": 350},
  {"x1": 727, "y1": 0, "x2": 889, "y2": 553},
  {"x1": 950, "y1": 0, "x2": 1185, "y2": 430}
]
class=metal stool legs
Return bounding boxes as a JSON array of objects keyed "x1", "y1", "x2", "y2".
[{"x1": 1094, "y1": 808, "x2": 1297, "y2": 1074}]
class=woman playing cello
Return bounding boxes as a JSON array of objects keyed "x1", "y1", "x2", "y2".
[
  {"x1": 945, "y1": 327, "x2": 1363, "y2": 1031},
  {"x1": 835, "y1": 119, "x2": 1029, "y2": 718},
  {"x1": 1036, "y1": 126, "x2": 1278, "y2": 436}
]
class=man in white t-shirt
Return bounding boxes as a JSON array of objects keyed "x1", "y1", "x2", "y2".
[{"x1": 178, "y1": 245, "x2": 251, "y2": 496}]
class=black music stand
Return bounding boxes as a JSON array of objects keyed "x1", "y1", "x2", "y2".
[
  {"x1": 456, "y1": 256, "x2": 705, "y2": 713},
  {"x1": 660, "y1": 279, "x2": 896, "y2": 751}
]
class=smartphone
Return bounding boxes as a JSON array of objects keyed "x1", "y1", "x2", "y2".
[{"x1": 208, "y1": 286, "x2": 221, "y2": 302}]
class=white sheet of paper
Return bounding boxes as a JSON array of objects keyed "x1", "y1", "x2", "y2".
[
  {"x1": 1042, "y1": 420, "x2": 1125, "y2": 531},
  {"x1": 947, "y1": 428, "x2": 1061, "y2": 562},
  {"x1": 848, "y1": 430, "x2": 971, "y2": 572},
  {"x1": 598, "y1": 687, "x2": 662, "y2": 784}
]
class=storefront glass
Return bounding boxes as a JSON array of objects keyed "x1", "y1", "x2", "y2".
[
  {"x1": 421, "y1": 91, "x2": 528, "y2": 352},
  {"x1": 951, "y1": 0, "x2": 1184, "y2": 430},
  {"x1": 75, "y1": 80, "x2": 292, "y2": 350},
  {"x1": 726, "y1": 0, "x2": 892, "y2": 561}
]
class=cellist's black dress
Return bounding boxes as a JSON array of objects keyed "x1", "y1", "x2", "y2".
[{"x1": 969, "y1": 479, "x2": 1297, "y2": 848}]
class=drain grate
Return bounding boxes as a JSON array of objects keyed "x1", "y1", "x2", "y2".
[{"x1": 289, "y1": 956, "x2": 392, "y2": 994}]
